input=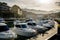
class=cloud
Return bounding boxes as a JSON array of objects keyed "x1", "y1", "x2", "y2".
[{"x1": 0, "y1": 0, "x2": 60, "y2": 11}]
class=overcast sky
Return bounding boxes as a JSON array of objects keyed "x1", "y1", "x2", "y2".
[{"x1": 0, "y1": 0, "x2": 60, "y2": 11}]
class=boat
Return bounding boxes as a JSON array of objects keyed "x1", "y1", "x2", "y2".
[
  {"x1": 13, "y1": 22, "x2": 37, "y2": 38},
  {"x1": 0, "y1": 23, "x2": 17, "y2": 39},
  {"x1": 39, "y1": 20, "x2": 55, "y2": 30},
  {"x1": 0, "y1": 18, "x2": 5, "y2": 23},
  {"x1": 27, "y1": 20, "x2": 47, "y2": 33}
]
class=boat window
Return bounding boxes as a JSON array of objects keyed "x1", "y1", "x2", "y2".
[
  {"x1": 28, "y1": 23, "x2": 36, "y2": 26},
  {"x1": 26, "y1": 19, "x2": 32, "y2": 22},
  {"x1": 0, "y1": 26, "x2": 9, "y2": 32},
  {"x1": 15, "y1": 25, "x2": 21, "y2": 28},
  {"x1": 21, "y1": 25, "x2": 27, "y2": 28},
  {"x1": 43, "y1": 21, "x2": 48, "y2": 23}
]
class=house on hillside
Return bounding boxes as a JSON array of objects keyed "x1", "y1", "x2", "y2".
[{"x1": 11, "y1": 5, "x2": 26, "y2": 18}]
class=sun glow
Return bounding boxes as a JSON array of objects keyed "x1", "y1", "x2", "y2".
[{"x1": 37, "y1": 0, "x2": 53, "y2": 4}]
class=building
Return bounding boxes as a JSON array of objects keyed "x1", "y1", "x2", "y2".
[{"x1": 11, "y1": 5, "x2": 26, "y2": 18}]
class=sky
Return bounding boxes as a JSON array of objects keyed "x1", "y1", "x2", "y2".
[{"x1": 0, "y1": 0, "x2": 60, "y2": 11}]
